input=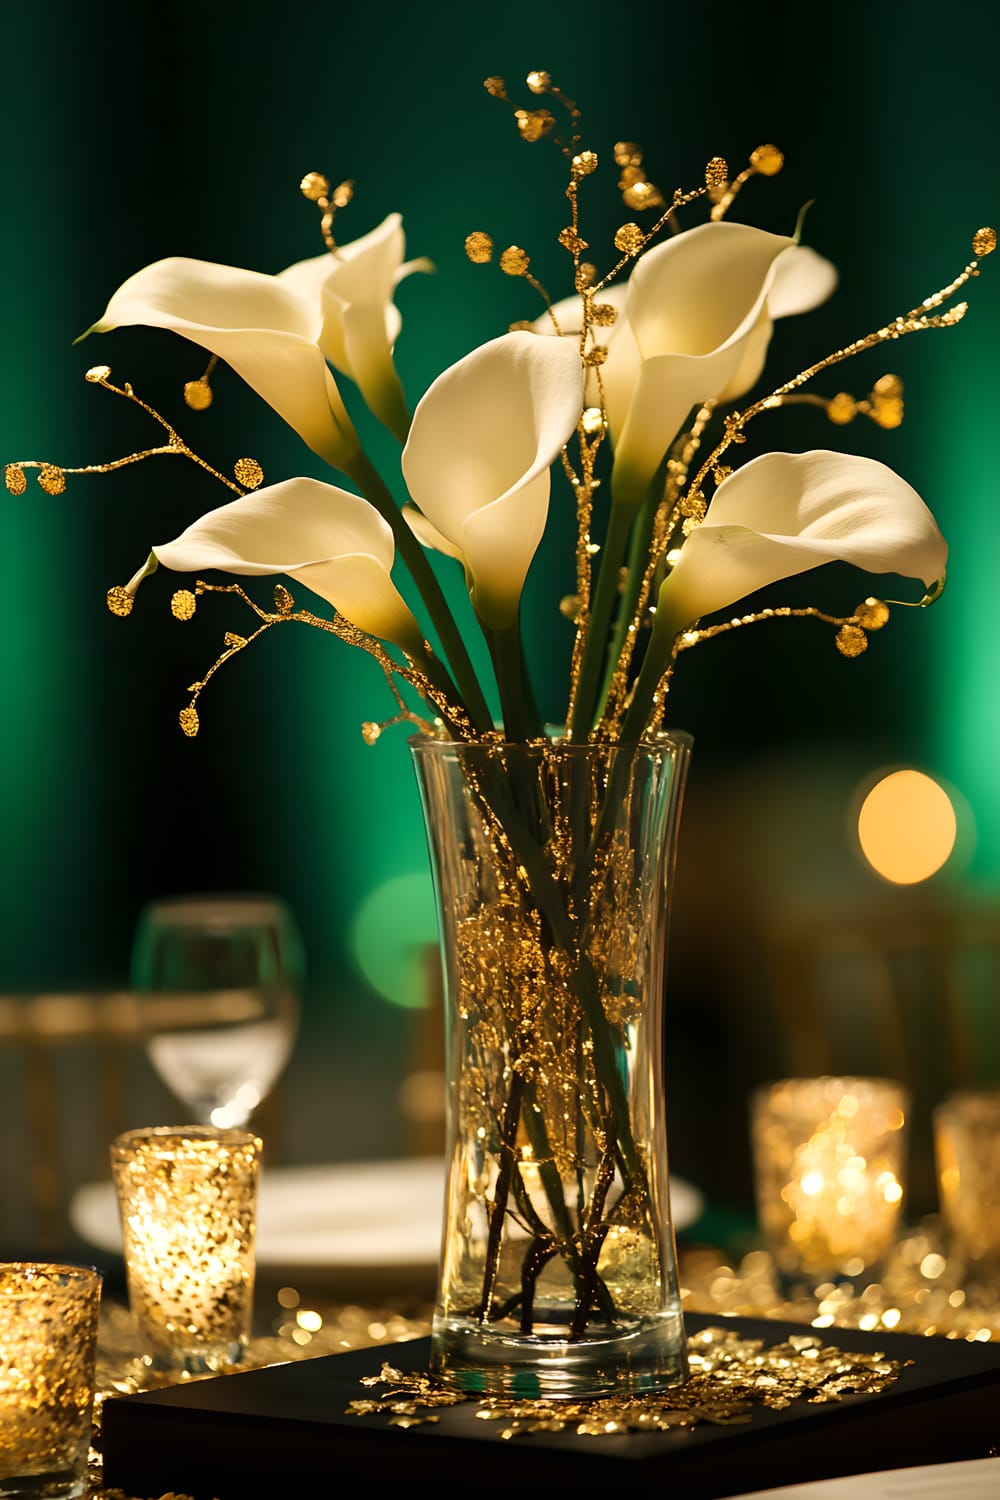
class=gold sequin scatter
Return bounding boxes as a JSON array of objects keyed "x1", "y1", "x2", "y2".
[
  {"x1": 515, "y1": 108, "x2": 555, "y2": 143},
  {"x1": 300, "y1": 171, "x2": 330, "y2": 202},
  {"x1": 972, "y1": 226, "x2": 996, "y2": 257},
  {"x1": 5, "y1": 463, "x2": 27, "y2": 495},
  {"x1": 855, "y1": 597, "x2": 890, "y2": 630},
  {"x1": 178, "y1": 705, "x2": 200, "y2": 737},
  {"x1": 347, "y1": 1326, "x2": 909, "y2": 1438},
  {"x1": 526, "y1": 70, "x2": 551, "y2": 93},
  {"x1": 85, "y1": 364, "x2": 112, "y2": 383},
  {"x1": 465, "y1": 231, "x2": 493, "y2": 264},
  {"x1": 500, "y1": 246, "x2": 531, "y2": 276},
  {"x1": 233, "y1": 457, "x2": 263, "y2": 489},
  {"x1": 183, "y1": 379, "x2": 213, "y2": 411},
  {"x1": 38, "y1": 463, "x2": 66, "y2": 495},
  {"x1": 836, "y1": 624, "x2": 868, "y2": 658},
  {"x1": 106, "y1": 586, "x2": 133, "y2": 618},
  {"x1": 614, "y1": 222, "x2": 645, "y2": 255},
  {"x1": 171, "y1": 589, "x2": 197, "y2": 621},
  {"x1": 705, "y1": 156, "x2": 729, "y2": 191},
  {"x1": 751, "y1": 143, "x2": 784, "y2": 176}
]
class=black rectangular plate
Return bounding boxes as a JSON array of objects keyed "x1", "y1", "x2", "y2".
[{"x1": 100, "y1": 1313, "x2": 1000, "y2": 1498}]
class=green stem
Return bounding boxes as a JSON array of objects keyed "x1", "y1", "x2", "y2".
[
  {"x1": 569, "y1": 502, "x2": 635, "y2": 740},
  {"x1": 485, "y1": 623, "x2": 544, "y2": 742},
  {"x1": 345, "y1": 450, "x2": 494, "y2": 733}
]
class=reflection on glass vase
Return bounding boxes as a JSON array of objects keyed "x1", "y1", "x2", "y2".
[{"x1": 411, "y1": 731, "x2": 692, "y2": 1400}]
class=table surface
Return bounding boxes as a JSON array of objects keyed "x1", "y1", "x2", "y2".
[{"x1": 84, "y1": 1219, "x2": 1000, "y2": 1500}]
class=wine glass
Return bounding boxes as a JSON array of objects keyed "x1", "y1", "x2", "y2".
[{"x1": 130, "y1": 891, "x2": 305, "y2": 1129}]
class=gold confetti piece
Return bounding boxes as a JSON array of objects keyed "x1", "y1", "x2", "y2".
[
  {"x1": 171, "y1": 590, "x2": 197, "y2": 621},
  {"x1": 234, "y1": 457, "x2": 263, "y2": 489}
]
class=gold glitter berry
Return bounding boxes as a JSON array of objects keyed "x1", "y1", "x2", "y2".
[
  {"x1": 85, "y1": 364, "x2": 111, "y2": 383},
  {"x1": 500, "y1": 246, "x2": 531, "y2": 276},
  {"x1": 972, "y1": 227, "x2": 996, "y2": 257},
  {"x1": 171, "y1": 589, "x2": 197, "y2": 621},
  {"x1": 515, "y1": 108, "x2": 555, "y2": 143},
  {"x1": 705, "y1": 157, "x2": 729, "y2": 191},
  {"x1": 836, "y1": 624, "x2": 868, "y2": 658},
  {"x1": 4, "y1": 464, "x2": 27, "y2": 496},
  {"x1": 179, "y1": 705, "x2": 200, "y2": 737},
  {"x1": 592, "y1": 303, "x2": 617, "y2": 326},
  {"x1": 526, "y1": 70, "x2": 551, "y2": 93},
  {"x1": 751, "y1": 143, "x2": 784, "y2": 176},
  {"x1": 300, "y1": 171, "x2": 330, "y2": 202},
  {"x1": 827, "y1": 392, "x2": 858, "y2": 425},
  {"x1": 483, "y1": 76, "x2": 507, "y2": 98},
  {"x1": 614, "y1": 223, "x2": 645, "y2": 256},
  {"x1": 234, "y1": 457, "x2": 264, "y2": 489},
  {"x1": 106, "y1": 586, "x2": 134, "y2": 618},
  {"x1": 465, "y1": 231, "x2": 493, "y2": 264},
  {"x1": 855, "y1": 598, "x2": 891, "y2": 630},
  {"x1": 38, "y1": 464, "x2": 66, "y2": 495},
  {"x1": 572, "y1": 150, "x2": 598, "y2": 176},
  {"x1": 184, "y1": 379, "x2": 214, "y2": 411}
]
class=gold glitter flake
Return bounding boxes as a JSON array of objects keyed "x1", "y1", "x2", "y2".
[
  {"x1": 4, "y1": 463, "x2": 27, "y2": 495},
  {"x1": 178, "y1": 705, "x2": 200, "y2": 737},
  {"x1": 171, "y1": 590, "x2": 197, "y2": 621},
  {"x1": 38, "y1": 463, "x2": 66, "y2": 495},
  {"x1": 234, "y1": 457, "x2": 264, "y2": 490},
  {"x1": 972, "y1": 226, "x2": 996, "y2": 257},
  {"x1": 465, "y1": 231, "x2": 493, "y2": 264},
  {"x1": 106, "y1": 586, "x2": 134, "y2": 618},
  {"x1": 614, "y1": 223, "x2": 645, "y2": 256},
  {"x1": 499, "y1": 246, "x2": 531, "y2": 276},
  {"x1": 183, "y1": 379, "x2": 213, "y2": 411},
  {"x1": 751, "y1": 143, "x2": 784, "y2": 176}
]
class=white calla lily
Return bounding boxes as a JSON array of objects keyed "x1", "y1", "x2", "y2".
[
  {"x1": 277, "y1": 213, "x2": 432, "y2": 441},
  {"x1": 654, "y1": 449, "x2": 947, "y2": 640},
  {"x1": 612, "y1": 223, "x2": 837, "y2": 510},
  {"x1": 85, "y1": 259, "x2": 360, "y2": 471},
  {"x1": 401, "y1": 330, "x2": 585, "y2": 629},
  {"x1": 138, "y1": 476, "x2": 426, "y2": 655}
]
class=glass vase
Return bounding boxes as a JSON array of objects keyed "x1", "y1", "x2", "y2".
[{"x1": 410, "y1": 731, "x2": 693, "y2": 1400}]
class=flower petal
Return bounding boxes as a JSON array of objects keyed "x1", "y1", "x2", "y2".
[
  {"x1": 150, "y1": 476, "x2": 424, "y2": 652},
  {"x1": 401, "y1": 330, "x2": 584, "y2": 627},
  {"x1": 655, "y1": 449, "x2": 948, "y2": 636},
  {"x1": 86, "y1": 258, "x2": 358, "y2": 470},
  {"x1": 767, "y1": 244, "x2": 839, "y2": 319}
]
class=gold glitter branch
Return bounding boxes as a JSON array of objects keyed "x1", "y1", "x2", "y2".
[
  {"x1": 300, "y1": 171, "x2": 355, "y2": 253},
  {"x1": 4, "y1": 366, "x2": 263, "y2": 501},
  {"x1": 164, "y1": 580, "x2": 469, "y2": 743}
]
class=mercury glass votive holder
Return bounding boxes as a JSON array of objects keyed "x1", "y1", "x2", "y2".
[
  {"x1": 0, "y1": 1262, "x2": 103, "y2": 1500},
  {"x1": 750, "y1": 1076, "x2": 909, "y2": 1288},
  {"x1": 110, "y1": 1125, "x2": 262, "y2": 1375},
  {"x1": 934, "y1": 1089, "x2": 1000, "y2": 1284}
]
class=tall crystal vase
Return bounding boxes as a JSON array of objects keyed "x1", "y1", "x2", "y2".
[{"x1": 410, "y1": 731, "x2": 693, "y2": 1400}]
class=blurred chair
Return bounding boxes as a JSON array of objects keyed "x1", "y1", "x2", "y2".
[{"x1": 0, "y1": 991, "x2": 287, "y2": 1254}]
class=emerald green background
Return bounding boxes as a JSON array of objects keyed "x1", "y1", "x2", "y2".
[{"x1": 1, "y1": 2, "x2": 997, "y2": 1199}]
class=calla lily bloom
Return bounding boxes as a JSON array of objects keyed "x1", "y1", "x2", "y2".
[
  {"x1": 613, "y1": 224, "x2": 837, "y2": 510},
  {"x1": 536, "y1": 228, "x2": 836, "y2": 510},
  {"x1": 278, "y1": 213, "x2": 431, "y2": 442},
  {"x1": 130, "y1": 476, "x2": 426, "y2": 656},
  {"x1": 653, "y1": 449, "x2": 947, "y2": 642},
  {"x1": 401, "y1": 330, "x2": 585, "y2": 629},
  {"x1": 85, "y1": 259, "x2": 360, "y2": 472}
]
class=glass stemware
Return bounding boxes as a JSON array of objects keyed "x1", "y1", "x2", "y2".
[{"x1": 130, "y1": 892, "x2": 304, "y2": 1129}]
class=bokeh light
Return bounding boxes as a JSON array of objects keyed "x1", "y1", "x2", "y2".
[{"x1": 855, "y1": 769, "x2": 963, "y2": 885}]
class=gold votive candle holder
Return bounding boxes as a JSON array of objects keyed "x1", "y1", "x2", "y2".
[
  {"x1": 110, "y1": 1125, "x2": 261, "y2": 1375},
  {"x1": 750, "y1": 1075, "x2": 909, "y2": 1287},
  {"x1": 934, "y1": 1089, "x2": 1000, "y2": 1281},
  {"x1": 0, "y1": 1262, "x2": 103, "y2": 1500}
]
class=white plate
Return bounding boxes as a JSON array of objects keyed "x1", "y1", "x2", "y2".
[{"x1": 71, "y1": 1157, "x2": 704, "y2": 1270}]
